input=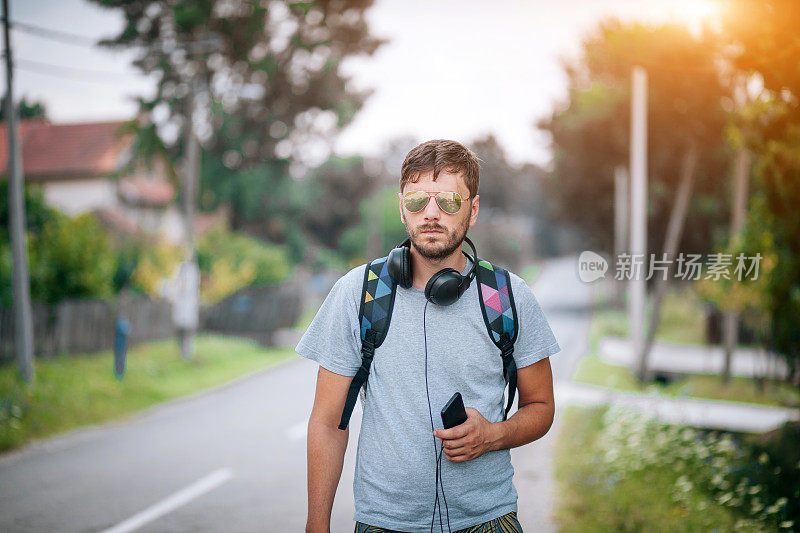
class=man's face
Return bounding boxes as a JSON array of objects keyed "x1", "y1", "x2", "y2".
[{"x1": 398, "y1": 169, "x2": 479, "y2": 261}]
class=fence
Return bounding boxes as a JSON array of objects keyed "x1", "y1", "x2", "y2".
[
  {"x1": 0, "y1": 277, "x2": 307, "y2": 364},
  {"x1": 202, "y1": 281, "x2": 304, "y2": 346},
  {"x1": 0, "y1": 291, "x2": 174, "y2": 363}
]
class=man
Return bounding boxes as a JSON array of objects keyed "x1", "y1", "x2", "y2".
[{"x1": 297, "y1": 140, "x2": 561, "y2": 533}]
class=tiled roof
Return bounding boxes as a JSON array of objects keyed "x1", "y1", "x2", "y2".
[
  {"x1": 0, "y1": 119, "x2": 131, "y2": 180},
  {"x1": 118, "y1": 176, "x2": 176, "y2": 206}
]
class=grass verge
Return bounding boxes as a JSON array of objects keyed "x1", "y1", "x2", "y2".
[
  {"x1": 574, "y1": 282, "x2": 800, "y2": 407},
  {"x1": 0, "y1": 334, "x2": 296, "y2": 454},
  {"x1": 554, "y1": 405, "x2": 795, "y2": 532},
  {"x1": 555, "y1": 406, "x2": 743, "y2": 532}
]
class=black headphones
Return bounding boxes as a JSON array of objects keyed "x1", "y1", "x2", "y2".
[{"x1": 387, "y1": 235, "x2": 479, "y2": 306}]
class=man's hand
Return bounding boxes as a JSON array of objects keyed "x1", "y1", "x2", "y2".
[
  {"x1": 433, "y1": 358, "x2": 556, "y2": 462},
  {"x1": 434, "y1": 407, "x2": 499, "y2": 462}
]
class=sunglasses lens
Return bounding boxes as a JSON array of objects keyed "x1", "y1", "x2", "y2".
[
  {"x1": 435, "y1": 192, "x2": 462, "y2": 214},
  {"x1": 404, "y1": 191, "x2": 430, "y2": 212}
]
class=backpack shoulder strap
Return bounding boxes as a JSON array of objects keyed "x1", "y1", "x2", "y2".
[
  {"x1": 475, "y1": 259, "x2": 519, "y2": 420},
  {"x1": 338, "y1": 256, "x2": 397, "y2": 430}
]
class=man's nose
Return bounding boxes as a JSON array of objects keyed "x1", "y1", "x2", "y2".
[{"x1": 423, "y1": 195, "x2": 441, "y2": 220}]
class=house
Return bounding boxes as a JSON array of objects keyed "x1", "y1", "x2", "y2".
[{"x1": 0, "y1": 119, "x2": 190, "y2": 242}]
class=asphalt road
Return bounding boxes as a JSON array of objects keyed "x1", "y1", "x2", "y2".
[
  {"x1": 510, "y1": 255, "x2": 593, "y2": 532},
  {"x1": 0, "y1": 254, "x2": 592, "y2": 533}
]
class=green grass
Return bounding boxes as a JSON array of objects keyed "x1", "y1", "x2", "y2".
[
  {"x1": 554, "y1": 405, "x2": 758, "y2": 532},
  {"x1": 574, "y1": 282, "x2": 800, "y2": 408},
  {"x1": 0, "y1": 334, "x2": 296, "y2": 454},
  {"x1": 588, "y1": 282, "x2": 707, "y2": 343}
]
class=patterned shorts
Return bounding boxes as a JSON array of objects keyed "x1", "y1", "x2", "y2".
[{"x1": 354, "y1": 511, "x2": 523, "y2": 533}]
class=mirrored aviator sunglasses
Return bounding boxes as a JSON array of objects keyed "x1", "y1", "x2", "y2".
[{"x1": 403, "y1": 190, "x2": 463, "y2": 214}]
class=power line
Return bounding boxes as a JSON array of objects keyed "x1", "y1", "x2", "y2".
[
  {"x1": 2, "y1": 17, "x2": 97, "y2": 46},
  {"x1": 0, "y1": 17, "x2": 223, "y2": 84},
  {"x1": 12, "y1": 57, "x2": 137, "y2": 85},
  {"x1": 2, "y1": 16, "x2": 225, "y2": 54}
]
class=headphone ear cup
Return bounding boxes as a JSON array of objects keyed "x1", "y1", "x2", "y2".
[
  {"x1": 388, "y1": 245, "x2": 412, "y2": 288},
  {"x1": 402, "y1": 246, "x2": 412, "y2": 288},
  {"x1": 425, "y1": 268, "x2": 462, "y2": 306}
]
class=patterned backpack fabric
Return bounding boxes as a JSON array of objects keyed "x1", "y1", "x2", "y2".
[
  {"x1": 475, "y1": 259, "x2": 519, "y2": 420},
  {"x1": 338, "y1": 255, "x2": 519, "y2": 430},
  {"x1": 359, "y1": 256, "x2": 397, "y2": 346},
  {"x1": 338, "y1": 257, "x2": 398, "y2": 430}
]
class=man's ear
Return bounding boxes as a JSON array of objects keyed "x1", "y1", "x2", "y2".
[
  {"x1": 398, "y1": 193, "x2": 406, "y2": 225},
  {"x1": 468, "y1": 194, "x2": 479, "y2": 227}
]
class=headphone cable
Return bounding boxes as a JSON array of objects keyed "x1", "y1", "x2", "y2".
[
  {"x1": 424, "y1": 300, "x2": 452, "y2": 533},
  {"x1": 437, "y1": 443, "x2": 450, "y2": 527}
]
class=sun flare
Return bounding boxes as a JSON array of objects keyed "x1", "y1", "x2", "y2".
[{"x1": 671, "y1": 0, "x2": 722, "y2": 33}]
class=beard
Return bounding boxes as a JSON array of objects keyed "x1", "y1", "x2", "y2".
[{"x1": 406, "y1": 212, "x2": 471, "y2": 262}]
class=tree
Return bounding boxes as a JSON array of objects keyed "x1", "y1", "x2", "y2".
[
  {"x1": 468, "y1": 134, "x2": 545, "y2": 215},
  {"x1": 0, "y1": 96, "x2": 46, "y2": 121},
  {"x1": 300, "y1": 155, "x2": 377, "y2": 247},
  {"x1": 0, "y1": 179, "x2": 53, "y2": 240},
  {"x1": 539, "y1": 21, "x2": 730, "y2": 256},
  {"x1": 540, "y1": 20, "x2": 732, "y2": 380},
  {"x1": 338, "y1": 184, "x2": 407, "y2": 263},
  {"x1": 1, "y1": 211, "x2": 116, "y2": 307},
  {"x1": 719, "y1": 0, "x2": 800, "y2": 385},
  {"x1": 90, "y1": 0, "x2": 386, "y2": 242}
]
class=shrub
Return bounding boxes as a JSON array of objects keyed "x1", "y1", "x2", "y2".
[
  {"x1": 593, "y1": 405, "x2": 796, "y2": 531},
  {"x1": 129, "y1": 239, "x2": 184, "y2": 299},
  {"x1": 0, "y1": 184, "x2": 118, "y2": 307},
  {"x1": 196, "y1": 227, "x2": 291, "y2": 287},
  {"x1": 19, "y1": 212, "x2": 116, "y2": 305},
  {"x1": 338, "y1": 185, "x2": 408, "y2": 262}
]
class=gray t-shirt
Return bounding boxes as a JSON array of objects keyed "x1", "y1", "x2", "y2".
[{"x1": 296, "y1": 255, "x2": 561, "y2": 532}]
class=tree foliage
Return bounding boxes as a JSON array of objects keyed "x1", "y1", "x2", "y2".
[
  {"x1": 721, "y1": 0, "x2": 800, "y2": 380},
  {"x1": 539, "y1": 21, "x2": 730, "y2": 254},
  {"x1": 90, "y1": 0, "x2": 386, "y2": 247},
  {"x1": 338, "y1": 184, "x2": 407, "y2": 262},
  {"x1": 0, "y1": 212, "x2": 117, "y2": 307},
  {"x1": 0, "y1": 96, "x2": 47, "y2": 122},
  {"x1": 300, "y1": 155, "x2": 377, "y2": 247},
  {"x1": 469, "y1": 134, "x2": 545, "y2": 215},
  {"x1": 0, "y1": 181, "x2": 53, "y2": 241}
]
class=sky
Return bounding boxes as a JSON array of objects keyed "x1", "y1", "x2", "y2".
[{"x1": 3, "y1": 0, "x2": 721, "y2": 167}]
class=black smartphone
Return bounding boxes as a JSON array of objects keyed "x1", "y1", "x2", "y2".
[{"x1": 441, "y1": 392, "x2": 468, "y2": 429}]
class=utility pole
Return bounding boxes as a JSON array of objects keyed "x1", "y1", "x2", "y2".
[
  {"x1": 2, "y1": 0, "x2": 34, "y2": 382},
  {"x1": 613, "y1": 165, "x2": 629, "y2": 309},
  {"x1": 176, "y1": 87, "x2": 200, "y2": 360},
  {"x1": 630, "y1": 66, "x2": 649, "y2": 381},
  {"x1": 182, "y1": 90, "x2": 199, "y2": 254},
  {"x1": 161, "y1": 33, "x2": 218, "y2": 362},
  {"x1": 722, "y1": 75, "x2": 752, "y2": 383},
  {"x1": 722, "y1": 143, "x2": 751, "y2": 382}
]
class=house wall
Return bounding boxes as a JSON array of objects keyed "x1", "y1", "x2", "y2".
[
  {"x1": 43, "y1": 178, "x2": 118, "y2": 215},
  {"x1": 120, "y1": 203, "x2": 184, "y2": 244}
]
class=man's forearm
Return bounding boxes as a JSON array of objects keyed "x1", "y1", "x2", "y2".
[
  {"x1": 488, "y1": 401, "x2": 554, "y2": 451},
  {"x1": 306, "y1": 419, "x2": 349, "y2": 532}
]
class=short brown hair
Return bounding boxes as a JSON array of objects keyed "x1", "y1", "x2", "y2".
[{"x1": 400, "y1": 140, "x2": 480, "y2": 199}]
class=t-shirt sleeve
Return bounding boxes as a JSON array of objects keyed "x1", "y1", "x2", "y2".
[
  {"x1": 295, "y1": 266, "x2": 364, "y2": 377},
  {"x1": 509, "y1": 273, "x2": 561, "y2": 369}
]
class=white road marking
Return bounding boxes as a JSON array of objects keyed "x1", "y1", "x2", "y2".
[
  {"x1": 287, "y1": 419, "x2": 308, "y2": 441},
  {"x1": 100, "y1": 468, "x2": 234, "y2": 533}
]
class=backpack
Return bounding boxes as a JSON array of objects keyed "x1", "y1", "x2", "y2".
[{"x1": 338, "y1": 255, "x2": 519, "y2": 430}]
